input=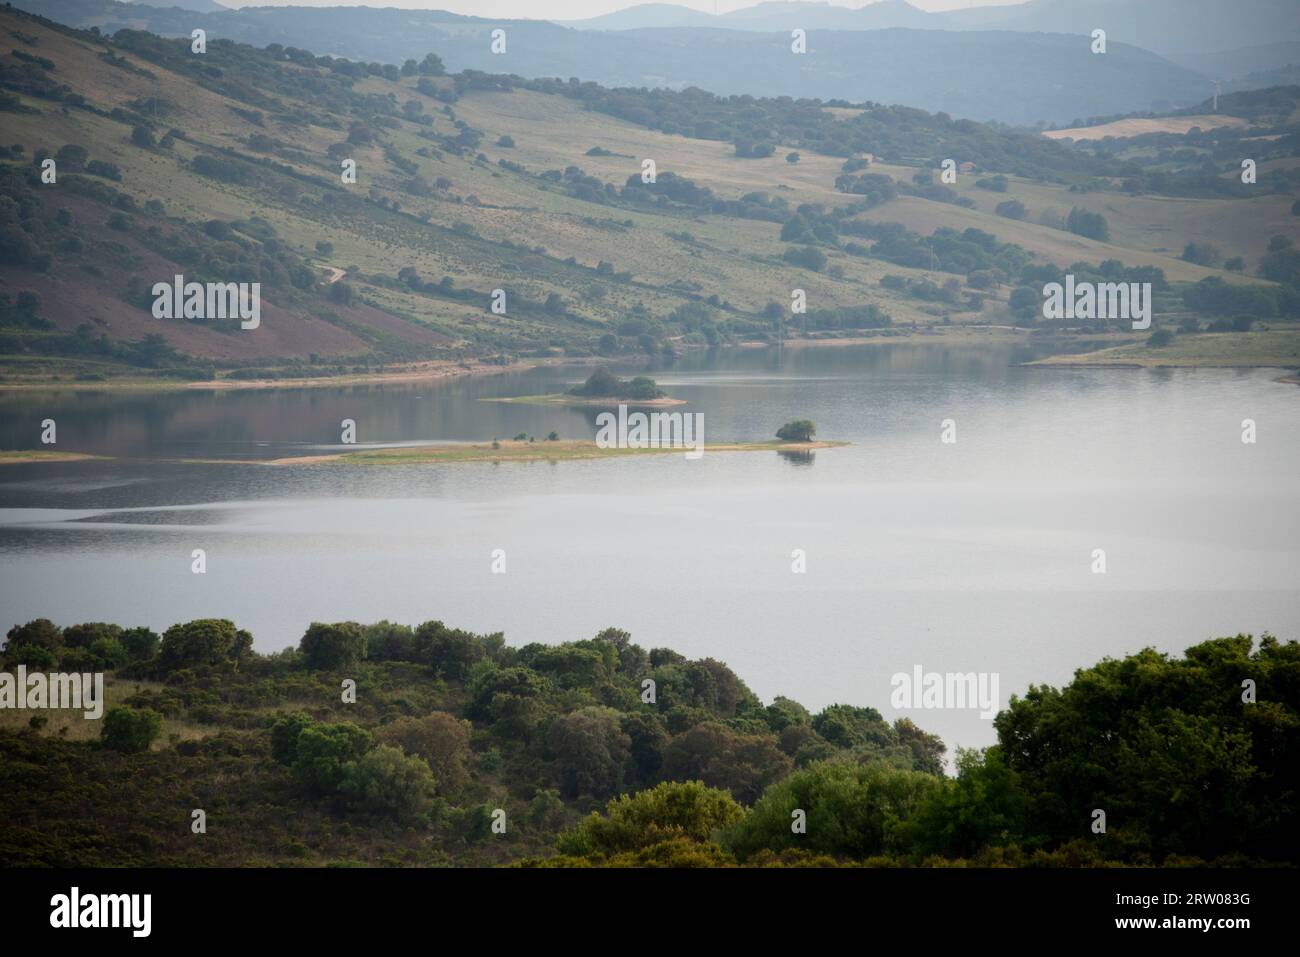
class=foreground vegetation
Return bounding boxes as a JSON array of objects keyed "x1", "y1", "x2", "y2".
[{"x1": 1, "y1": 616, "x2": 1294, "y2": 867}]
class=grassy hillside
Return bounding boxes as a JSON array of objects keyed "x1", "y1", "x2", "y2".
[{"x1": 1, "y1": 7, "x2": 1297, "y2": 386}]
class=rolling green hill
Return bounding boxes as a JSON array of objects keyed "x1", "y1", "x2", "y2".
[{"x1": 0, "y1": 6, "x2": 1296, "y2": 385}]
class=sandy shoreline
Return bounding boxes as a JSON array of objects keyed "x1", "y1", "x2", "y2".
[
  {"x1": 0, "y1": 357, "x2": 541, "y2": 392},
  {"x1": 9, "y1": 326, "x2": 1266, "y2": 392},
  {"x1": 0, "y1": 328, "x2": 1044, "y2": 392}
]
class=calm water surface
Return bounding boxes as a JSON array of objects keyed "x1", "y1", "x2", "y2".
[{"x1": 2, "y1": 342, "x2": 1297, "y2": 753}]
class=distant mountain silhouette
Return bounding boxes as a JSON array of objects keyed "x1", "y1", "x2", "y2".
[
  {"x1": 17, "y1": 0, "x2": 1213, "y2": 125},
  {"x1": 568, "y1": 0, "x2": 1300, "y2": 58}
]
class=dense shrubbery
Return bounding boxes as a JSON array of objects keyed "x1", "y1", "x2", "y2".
[
  {"x1": 0, "y1": 614, "x2": 1294, "y2": 866},
  {"x1": 1182, "y1": 276, "x2": 1296, "y2": 319}
]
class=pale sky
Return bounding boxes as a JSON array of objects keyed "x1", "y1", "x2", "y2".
[{"x1": 218, "y1": 1, "x2": 1029, "y2": 18}]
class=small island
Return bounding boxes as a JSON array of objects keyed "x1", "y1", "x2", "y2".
[
  {"x1": 482, "y1": 368, "x2": 687, "y2": 407},
  {"x1": 258, "y1": 420, "x2": 841, "y2": 466},
  {"x1": 3, "y1": 422, "x2": 844, "y2": 467},
  {"x1": 0, "y1": 450, "x2": 107, "y2": 465},
  {"x1": 265, "y1": 438, "x2": 845, "y2": 467}
]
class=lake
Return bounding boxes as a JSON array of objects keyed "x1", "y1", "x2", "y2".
[{"x1": 2, "y1": 341, "x2": 1297, "y2": 755}]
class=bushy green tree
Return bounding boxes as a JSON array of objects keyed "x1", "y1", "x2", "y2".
[
  {"x1": 524, "y1": 643, "x2": 612, "y2": 689},
  {"x1": 417, "y1": 52, "x2": 445, "y2": 76},
  {"x1": 362, "y1": 620, "x2": 416, "y2": 661},
  {"x1": 720, "y1": 760, "x2": 940, "y2": 860},
  {"x1": 548, "y1": 707, "x2": 632, "y2": 799},
  {"x1": 270, "y1": 711, "x2": 315, "y2": 766},
  {"x1": 811, "y1": 703, "x2": 891, "y2": 749},
  {"x1": 995, "y1": 635, "x2": 1298, "y2": 861},
  {"x1": 416, "y1": 620, "x2": 503, "y2": 679},
  {"x1": 62, "y1": 622, "x2": 123, "y2": 649},
  {"x1": 1066, "y1": 206, "x2": 1109, "y2": 241},
  {"x1": 782, "y1": 245, "x2": 827, "y2": 271},
  {"x1": 340, "y1": 744, "x2": 437, "y2": 822},
  {"x1": 88, "y1": 638, "x2": 128, "y2": 669},
  {"x1": 621, "y1": 711, "x2": 669, "y2": 786},
  {"x1": 465, "y1": 664, "x2": 552, "y2": 741},
  {"x1": 159, "y1": 619, "x2": 250, "y2": 671},
  {"x1": 375, "y1": 711, "x2": 471, "y2": 794},
  {"x1": 625, "y1": 376, "x2": 662, "y2": 400},
  {"x1": 661, "y1": 722, "x2": 791, "y2": 804},
  {"x1": 995, "y1": 199, "x2": 1026, "y2": 220},
  {"x1": 13, "y1": 645, "x2": 56, "y2": 669},
  {"x1": 557, "y1": 780, "x2": 745, "y2": 856},
  {"x1": 119, "y1": 627, "x2": 159, "y2": 662},
  {"x1": 4, "y1": 618, "x2": 62, "y2": 653},
  {"x1": 101, "y1": 707, "x2": 163, "y2": 754},
  {"x1": 569, "y1": 367, "x2": 622, "y2": 397},
  {"x1": 292, "y1": 722, "x2": 373, "y2": 792},
  {"x1": 776, "y1": 420, "x2": 816, "y2": 442},
  {"x1": 299, "y1": 622, "x2": 366, "y2": 671},
  {"x1": 911, "y1": 747, "x2": 1028, "y2": 857},
  {"x1": 892, "y1": 717, "x2": 947, "y2": 776},
  {"x1": 1009, "y1": 284, "x2": 1041, "y2": 320}
]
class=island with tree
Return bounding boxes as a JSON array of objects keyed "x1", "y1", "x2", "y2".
[
  {"x1": 254, "y1": 419, "x2": 840, "y2": 465},
  {"x1": 776, "y1": 420, "x2": 817, "y2": 442}
]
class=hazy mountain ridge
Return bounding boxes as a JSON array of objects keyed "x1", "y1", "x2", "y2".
[
  {"x1": 13, "y1": 0, "x2": 1212, "y2": 124},
  {"x1": 568, "y1": 0, "x2": 1300, "y2": 59},
  {"x1": 567, "y1": 0, "x2": 945, "y2": 33}
]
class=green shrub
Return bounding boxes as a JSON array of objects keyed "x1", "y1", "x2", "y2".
[
  {"x1": 102, "y1": 707, "x2": 164, "y2": 754},
  {"x1": 558, "y1": 781, "x2": 745, "y2": 856},
  {"x1": 340, "y1": 744, "x2": 437, "y2": 822},
  {"x1": 292, "y1": 722, "x2": 373, "y2": 792},
  {"x1": 299, "y1": 621, "x2": 366, "y2": 671},
  {"x1": 721, "y1": 760, "x2": 941, "y2": 861}
]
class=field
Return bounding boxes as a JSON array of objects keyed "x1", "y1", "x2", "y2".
[
  {"x1": 1043, "y1": 115, "x2": 1249, "y2": 140},
  {"x1": 1030, "y1": 326, "x2": 1300, "y2": 367}
]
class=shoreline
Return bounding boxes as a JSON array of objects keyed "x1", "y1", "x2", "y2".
[
  {"x1": 482, "y1": 393, "x2": 687, "y2": 407},
  {"x1": 6, "y1": 327, "x2": 1295, "y2": 391},
  {"x1": 1026, "y1": 357, "x2": 1300, "y2": 370},
  {"x1": 0, "y1": 357, "x2": 543, "y2": 393},
  {"x1": 0, "y1": 327, "x2": 1052, "y2": 392}
]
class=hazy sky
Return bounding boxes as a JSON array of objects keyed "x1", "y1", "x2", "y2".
[{"x1": 218, "y1": 1, "x2": 1030, "y2": 18}]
